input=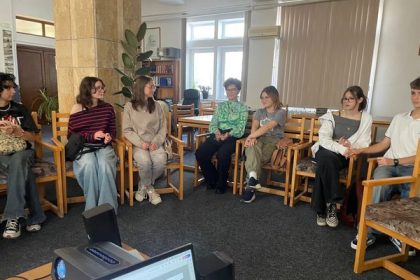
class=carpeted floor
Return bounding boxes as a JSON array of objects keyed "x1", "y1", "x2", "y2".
[{"x1": 0, "y1": 130, "x2": 419, "y2": 279}]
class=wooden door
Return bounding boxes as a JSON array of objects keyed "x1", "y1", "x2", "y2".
[{"x1": 16, "y1": 45, "x2": 57, "y2": 112}]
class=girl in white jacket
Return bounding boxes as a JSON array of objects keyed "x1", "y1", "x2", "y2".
[{"x1": 311, "y1": 86, "x2": 372, "y2": 228}]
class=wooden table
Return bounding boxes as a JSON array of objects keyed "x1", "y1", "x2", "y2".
[
  {"x1": 9, "y1": 244, "x2": 148, "y2": 280},
  {"x1": 177, "y1": 115, "x2": 213, "y2": 140}
]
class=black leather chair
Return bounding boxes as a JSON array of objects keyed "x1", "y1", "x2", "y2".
[{"x1": 182, "y1": 89, "x2": 200, "y2": 115}]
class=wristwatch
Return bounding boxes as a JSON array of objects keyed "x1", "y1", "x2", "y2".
[{"x1": 393, "y1": 158, "x2": 399, "y2": 166}]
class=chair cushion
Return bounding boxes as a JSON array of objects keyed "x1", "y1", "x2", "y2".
[
  {"x1": 0, "y1": 158, "x2": 57, "y2": 184},
  {"x1": 365, "y1": 197, "x2": 420, "y2": 243},
  {"x1": 296, "y1": 157, "x2": 348, "y2": 177}
]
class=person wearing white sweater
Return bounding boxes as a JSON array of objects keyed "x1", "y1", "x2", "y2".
[
  {"x1": 311, "y1": 86, "x2": 372, "y2": 228},
  {"x1": 123, "y1": 75, "x2": 167, "y2": 206}
]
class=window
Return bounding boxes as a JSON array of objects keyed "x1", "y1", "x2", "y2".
[
  {"x1": 186, "y1": 14, "x2": 244, "y2": 101},
  {"x1": 16, "y1": 16, "x2": 55, "y2": 38}
]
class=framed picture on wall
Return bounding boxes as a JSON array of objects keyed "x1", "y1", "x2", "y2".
[{"x1": 143, "y1": 27, "x2": 161, "y2": 59}]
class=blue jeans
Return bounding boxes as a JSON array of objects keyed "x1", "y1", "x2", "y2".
[
  {"x1": 0, "y1": 149, "x2": 46, "y2": 225},
  {"x1": 73, "y1": 146, "x2": 118, "y2": 213},
  {"x1": 367, "y1": 164, "x2": 413, "y2": 236}
]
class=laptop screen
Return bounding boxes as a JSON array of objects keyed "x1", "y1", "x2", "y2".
[{"x1": 104, "y1": 244, "x2": 196, "y2": 280}]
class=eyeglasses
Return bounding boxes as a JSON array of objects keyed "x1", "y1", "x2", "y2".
[
  {"x1": 226, "y1": 87, "x2": 238, "y2": 92},
  {"x1": 146, "y1": 84, "x2": 156, "y2": 90},
  {"x1": 342, "y1": 97, "x2": 355, "y2": 102},
  {"x1": 93, "y1": 86, "x2": 106, "y2": 92}
]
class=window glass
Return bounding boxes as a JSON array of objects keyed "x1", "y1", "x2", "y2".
[
  {"x1": 219, "y1": 19, "x2": 244, "y2": 38},
  {"x1": 193, "y1": 52, "x2": 214, "y2": 96},
  {"x1": 45, "y1": 24, "x2": 55, "y2": 38},
  {"x1": 16, "y1": 18, "x2": 43, "y2": 36},
  {"x1": 188, "y1": 22, "x2": 215, "y2": 41}
]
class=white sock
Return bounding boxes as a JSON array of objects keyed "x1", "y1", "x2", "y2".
[{"x1": 249, "y1": 171, "x2": 257, "y2": 180}]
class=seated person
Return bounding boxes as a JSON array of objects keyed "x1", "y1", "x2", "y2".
[
  {"x1": 311, "y1": 86, "x2": 372, "y2": 228},
  {"x1": 241, "y1": 86, "x2": 287, "y2": 203},
  {"x1": 123, "y1": 75, "x2": 166, "y2": 205},
  {"x1": 68, "y1": 77, "x2": 118, "y2": 212},
  {"x1": 0, "y1": 72, "x2": 46, "y2": 239},
  {"x1": 349, "y1": 77, "x2": 420, "y2": 256},
  {"x1": 195, "y1": 78, "x2": 248, "y2": 194}
]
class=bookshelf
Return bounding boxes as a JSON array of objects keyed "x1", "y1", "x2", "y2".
[{"x1": 146, "y1": 59, "x2": 180, "y2": 102}]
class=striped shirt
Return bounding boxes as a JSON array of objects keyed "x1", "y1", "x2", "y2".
[{"x1": 68, "y1": 102, "x2": 116, "y2": 143}]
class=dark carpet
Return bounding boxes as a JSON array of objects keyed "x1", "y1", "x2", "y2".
[{"x1": 0, "y1": 148, "x2": 419, "y2": 279}]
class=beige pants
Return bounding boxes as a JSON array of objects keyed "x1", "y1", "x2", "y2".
[{"x1": 244, "y1": 136, "x2": 278, "y2": 179}]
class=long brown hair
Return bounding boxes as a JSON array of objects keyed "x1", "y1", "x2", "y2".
[
  {"x1": 260, "y1": 86, "x2": 282, "y2": 110},
  {"x1": 77, "y1": 76, "x2": 104, "y2": 108},
  {"x1": 131, "y1": 75, "x2": 156, "y2": 113}
]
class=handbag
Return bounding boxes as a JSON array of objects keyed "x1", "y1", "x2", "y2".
[
  {"x1": 270, "y1": 137, "x2": 293, "y2": 169},
  {"x1": 65, "y1": 133, "x2": 106, "y2": 161},
  {"x1": 0, "y1": 130, "x2": 27, "y2": 155},
  {"x1": 163, "y1": 137, "x2": 173, "y2": 161}
]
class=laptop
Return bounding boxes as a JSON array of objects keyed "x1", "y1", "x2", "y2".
[{"x1": 101, "y1": 243, "x2": 197, "y2": 280}]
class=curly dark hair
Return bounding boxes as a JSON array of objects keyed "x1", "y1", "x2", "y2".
[
  {"x1": 223, "y1": 78, "x2": 241, "y2": 91},
  {"x1": 341, "y1": 85, "x2": 367, "y2": 111},
  {"x1": 77, "y1": 76, "x2": 105, "y2": 108},
  {"x1": 131, "y1": 75, "x2": 156, "y2": 113}
]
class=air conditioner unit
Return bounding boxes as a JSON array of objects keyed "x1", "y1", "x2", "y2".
[{"x1": 248, "y1": 25, "x2": 280, "y2": 39}]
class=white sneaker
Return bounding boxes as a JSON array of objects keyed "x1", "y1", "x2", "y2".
[
  {"x1": 147, "y1": 188, "x2": 162, "y2": 205},
  {"x1": 135, "y1": 186, "x2": 148, "y2": 202},
  {"x1": 26, "y1": 224, "x2": 41, "y2": 232},
  {"x1": 3, "y1": 219, "x2": 21, "y2": 239}
]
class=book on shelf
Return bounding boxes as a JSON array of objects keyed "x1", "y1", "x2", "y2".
[{"x1": 159, "y1": 76, "x2": 172, "y2": 87}]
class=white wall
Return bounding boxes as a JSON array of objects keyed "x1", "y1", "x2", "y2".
[
  {"x1": 0, "y1": 0, "x2": 54, "y2": 78},
  {"x1": 370, "y1": 0, "x2": 420, "y2": 117}
]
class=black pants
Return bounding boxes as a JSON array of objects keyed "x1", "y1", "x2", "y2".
[
  {"x1": 195, "y1": 134, "x2": 237, "y2": 190},
  {"x1": 311, "y1": 146, "x2": 348, "y2": 214}
]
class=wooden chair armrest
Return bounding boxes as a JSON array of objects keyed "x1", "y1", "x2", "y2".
[
  {"x1": 290, "y1": 141, "x2": 313, "y2": 151},
  {"x1": 195, "y1": 132, "x2": 212, "y2": 139},
  {"x1": 34, "y1": 137, "x2": 62, "y2": 152},
  {"x1": 366, "y1": 157, "x2": 378, "y2": 180},
  {"x1": 169, "y1": 135, "x2": 184, "y2": 146},
  {"x1": 121, "y1": 136, "x2": 133, "y2": 148},
  {"x1": 362, "y1": 176, "x2": 416, "y2": 188},
  {"x1": 51, "y1": 138, "x2": 65, "y2": 149}
]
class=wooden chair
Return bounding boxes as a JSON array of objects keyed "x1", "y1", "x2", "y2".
[
  {"x1": 354, "y1": 139, "x2": 420, "y2": 279},
  {"x1": 288, "y1": 117, "x2": 358, "y2": 207},
  {"x1": 122, "y1": 111, "x2": 185, "y2": 206},
  {"x1": 173, "y1": 104, "x2": 195, "y2": 149},
  {"x1": 0, "y1": 112, "x2": 64, "y2": 217},
  {"x1": 193, "y1": 111, "x2": 254, "y2": 193},
  {"x1": 234, "y1": 117, "x2": 306, "y2": 205},
  {"x1": 51, "y1": 111, "x2": 124, "y2": 213},
  {"x1": 199, "y1": 101, "x2": 217, "y2": 116}
]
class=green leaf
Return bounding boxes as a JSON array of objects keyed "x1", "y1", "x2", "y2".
[
  {"x1": 137, "y1": 50, "x2": 153, "y2": 62},
  {"x1": 114, "y1": 68, "x2": 127, "y2": 77},
  {"x1": 125, "y1": 30, "x2": 138, "y2": 49},
  {"x1": 121, "y1": 76, "x2": 134, "y2": 87},
  {"x1": 135, "y1": 67, "x2": 151, "y2": 76},
  {"x1": 137, "y1": 22, "x2": 147, "y2": 42},
  {"x1": 121, "y1": 40, "x2": 136, "y2": 57},
  {"x1": 122, "y1": 87, "x2": 132, "y2": 98},
  {"x1": 122, "y1": 53, "x2": 134, "y2": 69},
  {"x1": 113, "y1": 90, "x2": 123, "y2": 96}
]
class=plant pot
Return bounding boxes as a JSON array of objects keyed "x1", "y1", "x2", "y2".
[{"x1": 202, "y1": 90, "x2": 209, "y2": 99}]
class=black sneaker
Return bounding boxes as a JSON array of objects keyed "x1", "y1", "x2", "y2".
[
  {"x1": 3, "y1": 219, "x2": 21, "y2": 239},
  {"x1": 390, "y1": 237, "x2": 416, "y2": 257},
  {"x1": 248, "y1": 177, "x2": 261, "y2": 189},
  {"x1": 350, "y1": 234, "x2": 376, "y2": 250},
  {"x1": 326, "y1": 203, "x2": 338, "y2": 227},
  {"x1": 241, "y1": 189, "x2": 256, "y2": 203}
]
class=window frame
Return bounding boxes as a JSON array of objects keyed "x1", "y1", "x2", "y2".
[{"x1": 16, "y1": 16, "x2": 55, "y2": 38}]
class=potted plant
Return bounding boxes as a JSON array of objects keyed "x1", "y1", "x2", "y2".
[
  {"x1": 198, "y1": 85, "x2": 211, "y2": 99},
  {"x1": 31, "y1": 88, "x2": 58, "y2": 124},
  {"x1": 113, "y1": 22, "x2": 153, "y2": 106}
]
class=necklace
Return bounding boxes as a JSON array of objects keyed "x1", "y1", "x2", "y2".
[{"x1": 0, "y1": 103, "x2": 11, "y2": 112}]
